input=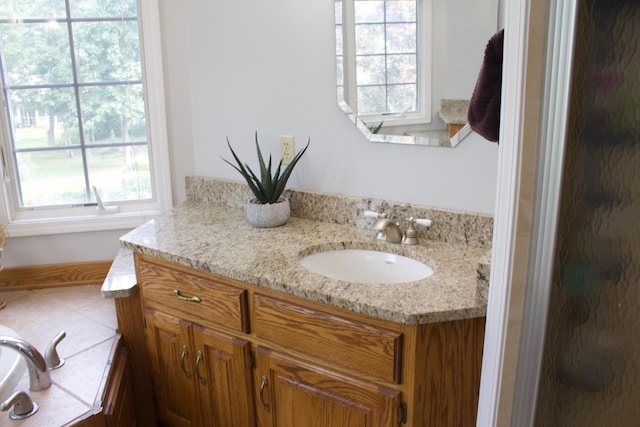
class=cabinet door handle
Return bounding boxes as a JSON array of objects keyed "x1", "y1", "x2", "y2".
[
  {"x1": 195, "y1": 350, "x2": 207, "y2": 385},
  {"x1": 181, "y1": 345, "x2": 192, "y2": 379},
  {"x1": 259, "y1": 375, "x2": 270, "y2": 412},
  {"x1": 173, "y1": 289, "x2": 201, "y2": 303}
]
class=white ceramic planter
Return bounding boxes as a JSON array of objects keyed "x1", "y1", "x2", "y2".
[{"x1": 246, "y1": 198, "x2": 290, "y2": 228}]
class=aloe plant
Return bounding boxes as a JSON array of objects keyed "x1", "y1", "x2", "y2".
[{"x1": 223, "y1": 132, "x2": 310, "y2": 204}]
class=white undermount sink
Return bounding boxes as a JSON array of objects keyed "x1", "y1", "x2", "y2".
[
  {"x1": 299, "y1": 249, "x2": 433, "y2": 284},
  {"x1": 0, "y1": 325, "x2": 27, "y2": 403}
]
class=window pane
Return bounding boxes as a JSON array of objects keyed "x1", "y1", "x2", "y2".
[
  {"x1": 336, "y1": 55, "x2": 344, "y2": 86},
  {"x1": 357, "y1": 55, "x2": 386, "y2": 85},
  {"x1": 17, "y1": 149, "x2": 87, "y2": 207},
  {"x1": 0, "y1": 0, "x2": 66, "y2": 20},
  {"x1": 354, "y1": 1, "x2": 384, "y2": 23},
  {"x1": 80, "y1": 84, "x2": 146, "y2": 144},
  {"x1": 335, "y1": 24, "x2": 343, "y2": 56},
  {"x1": 357, "y1": 85, "x2": 386, "y2": 114},
  {"x1": 387, "y1": 54, "x2": 416, "y2": 83},
  {"x1": 386, "y1": 23, "x2": 416, "y2": 53},
  {"x1": 73, "y1": 21, "x2": 142, "y2": 83},
  {"x1": 87, "y1": 145, "x2": 151, "y2": 201},
  {"x1": 8, "y1": 87, "x2": 80, "y2": 149},
  {"x1": 386, "y1": 1, "x2": 416, "y2": 22},
  {"x1": 388, "y1": 84, "x2": 416, "y2": 113},
  {"x1": 69, "y1": 0, "x2": 137, "y2": 19},
  {"x1": 338, "y1": 0, "x2": 426, "y2": 121},
  {"x1": 335, "y1": 1, "x2": 342, "y2": 25},
  {"x1": 0, "y1": 22, "x2": 73, "y2": 86},
  {"x1": 355, "y1": 23, "x2": 385, "y2": 54},
  {"x1": 0, "y1": 0, "x2": 153, "y2": 209}
]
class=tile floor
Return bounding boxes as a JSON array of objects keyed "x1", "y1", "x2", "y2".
[{"x1": 0, "y1": 284, "x2": 118, "y2": 426}]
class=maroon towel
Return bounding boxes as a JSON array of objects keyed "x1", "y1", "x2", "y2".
[{"x1": 468, "y1": 29, "x2": 504, "y2": 143}]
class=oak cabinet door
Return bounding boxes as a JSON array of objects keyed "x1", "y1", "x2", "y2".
[
  {"x1": 255, "y1": 346, "x2": 401, "y2": 427},
  {"x1": 144, "y1": 309, "x2": 199, "y2": 427},
  {"x1": 192, "y1": 324, "x2": 256, "y2": 427}
]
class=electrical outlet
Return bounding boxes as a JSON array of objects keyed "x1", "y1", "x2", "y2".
[{"x1": 280, "y1": 135, "x2": 295, "y2": 163}]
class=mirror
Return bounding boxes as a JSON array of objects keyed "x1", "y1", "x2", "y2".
[{"x1": 335, "y1": 0, "x2": 498, "y2": 146}]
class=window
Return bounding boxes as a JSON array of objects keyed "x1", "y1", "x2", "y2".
[
  {"x1": 0, "y1": 0, "x2": 171, "y2": 236},
  {"x1": 336, "y1": 0, "x2": 431, "y2": 126}
]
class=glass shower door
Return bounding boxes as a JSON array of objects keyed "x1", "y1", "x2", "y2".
[{"x1": 534, "y1": 1, "x2": 640, "y2": 425}]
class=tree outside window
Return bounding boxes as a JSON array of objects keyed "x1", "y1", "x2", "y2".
[{"x1": 0, "y1": 0, "x2": 152, "y2": 209}]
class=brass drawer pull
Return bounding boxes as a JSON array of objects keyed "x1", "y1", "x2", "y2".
[
  {"x1": 173, "y1": 289, "x2": 201, "y2": 303},
  {"x1": 181, "y1": 345, "x2": 192, "y2": 379},
  {"x1": 195, "y1": 351, "x2": 207, "y2": 385},
  {"x1": 259, "y1": 375, "x2": 270, "y2": 412}
]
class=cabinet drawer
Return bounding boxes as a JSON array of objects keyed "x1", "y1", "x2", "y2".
[
  {"x1": 138, "y1": 258, "x2": 249, "y2": 333},
  {"x1": 253, "y1": 294, "x2": 403, "y2": 384}
]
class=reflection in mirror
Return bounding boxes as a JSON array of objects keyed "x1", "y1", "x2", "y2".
[{"x1": 335, "y1": 0, "x2": 498, "y2": 147}]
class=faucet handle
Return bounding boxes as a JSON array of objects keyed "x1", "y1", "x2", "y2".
[
  {"x1": 363, "y1": 210, "x2": 386, "y2": 219},
  {"x1": 415, "y1": 218, "x2": 432, "y2": 227},
  {"x1": 0, "y1": 391, "x2": 39, "y2": 420},
  {"x1": 45, "y1": 331, "x2": 66, "y2": 370},
  {"x1": 402, "y1": 217, "x2": 432, "y2": 245}
]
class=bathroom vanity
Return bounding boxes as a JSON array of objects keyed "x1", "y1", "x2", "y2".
[{"x1": 112, "y1": 177, "x2": 491, "y2": 427}]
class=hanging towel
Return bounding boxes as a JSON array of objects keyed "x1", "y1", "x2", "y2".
[{"x1": 468, "y1": 29, "x2": 504, "y2": 143}]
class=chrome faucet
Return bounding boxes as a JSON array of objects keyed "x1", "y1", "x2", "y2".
[{"x1": 0, "y1": 336, "x2": 52, "y2": 392}]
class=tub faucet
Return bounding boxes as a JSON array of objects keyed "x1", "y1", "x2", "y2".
[{"x1": 0, "y1": 336, "x2": 52, "y2": 392}]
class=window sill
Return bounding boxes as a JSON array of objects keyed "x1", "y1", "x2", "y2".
[{"x1": 4, "y1": 211, "x2": 160, "y2": 237}]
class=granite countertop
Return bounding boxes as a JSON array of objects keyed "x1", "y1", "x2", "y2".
[
  {"x1": 120, "y1": 200, "x2": 488, "y2": 325},
  {"x1": 439, "y1": 99, "x2": 470, "y2": 125}
]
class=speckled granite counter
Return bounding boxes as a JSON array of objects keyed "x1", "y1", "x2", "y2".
[
  {"x1": 120, "y1": 196, "x2": 489, "y2": 325},
  {"x1": 439, "y1": 99, "x2": 470, "y2": 125}
]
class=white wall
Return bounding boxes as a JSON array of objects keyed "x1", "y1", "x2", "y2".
[
  {"x1": 184, "y1": 0, "x2": 498, "y2": 210},
  {"x1": 2, "y1": 0, "x2": 499, "y2": 268},
  {"x1": 1, "y1": 229, "x2": 126, "y2": 268}
]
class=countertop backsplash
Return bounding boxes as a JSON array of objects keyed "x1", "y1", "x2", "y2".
[{"x1": 185, "y1": 176, "x2": 494, "y2": 249}]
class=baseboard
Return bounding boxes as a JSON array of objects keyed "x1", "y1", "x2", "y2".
[{"x1": 0, "y1": 260, "x2": 112, "y2": 291}]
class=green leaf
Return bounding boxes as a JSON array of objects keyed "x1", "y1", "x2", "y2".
[
  {"x1": 272, "y1": 137, "x2": 310, "y2": 201},
  {"x1": 222, "y1": 133, "x2": 310, "y2": 204},
  {"x1": 222, "y1": 138, "x2": 264, "y2": 202}
]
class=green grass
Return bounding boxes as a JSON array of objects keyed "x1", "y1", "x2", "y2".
[
  {"x1": 14, "y1": 124, "x2": 66, "y2": 149},
  {"x1": 13, "y1": 125, "x2": 151, "y2": 206}
]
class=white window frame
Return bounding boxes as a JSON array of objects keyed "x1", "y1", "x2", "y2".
[
  {"x1": 339, "y1": 0, "x2": 432, "y2": 128},
  {"x1": 0, "y1": 0, "x2": 172, "y2": 237}
]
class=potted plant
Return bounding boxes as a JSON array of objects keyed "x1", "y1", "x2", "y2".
[{"x1": 223, "y1": 132, "x2": 309, "y2": 228}]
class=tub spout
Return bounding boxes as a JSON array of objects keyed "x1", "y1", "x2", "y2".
[{"x1": 0, "y1": 336, "x2": 52, "y2": 391}]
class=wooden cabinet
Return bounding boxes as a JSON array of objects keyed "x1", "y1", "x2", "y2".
[
  {"x1": 192, "y1": 324, "x2": 255, "y2": 427},
  {"x1": 252, "y1": 294, "x2": 403, "y2": 385},
  {"x1": 139, "y1": 255, "x2": 255, "y2": 426},
  {"x1": 251, "y1": 294, "x2": 403, "y2": 426},
  {"x1": 255, "y1": 346, "x2": 401, "y2": 427},
  {"x1": 73, "y1": 339, "x2": 138, "y2": 427},
  {"x1": 103, "y1": 343, "x2": 137, "y2": 427},
  {"x1": 125, "y1": 253, "x2": 484, "y2": 427},
  {"x1": 144, "y1": 309, "x2": 198, "y2": 427}
]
